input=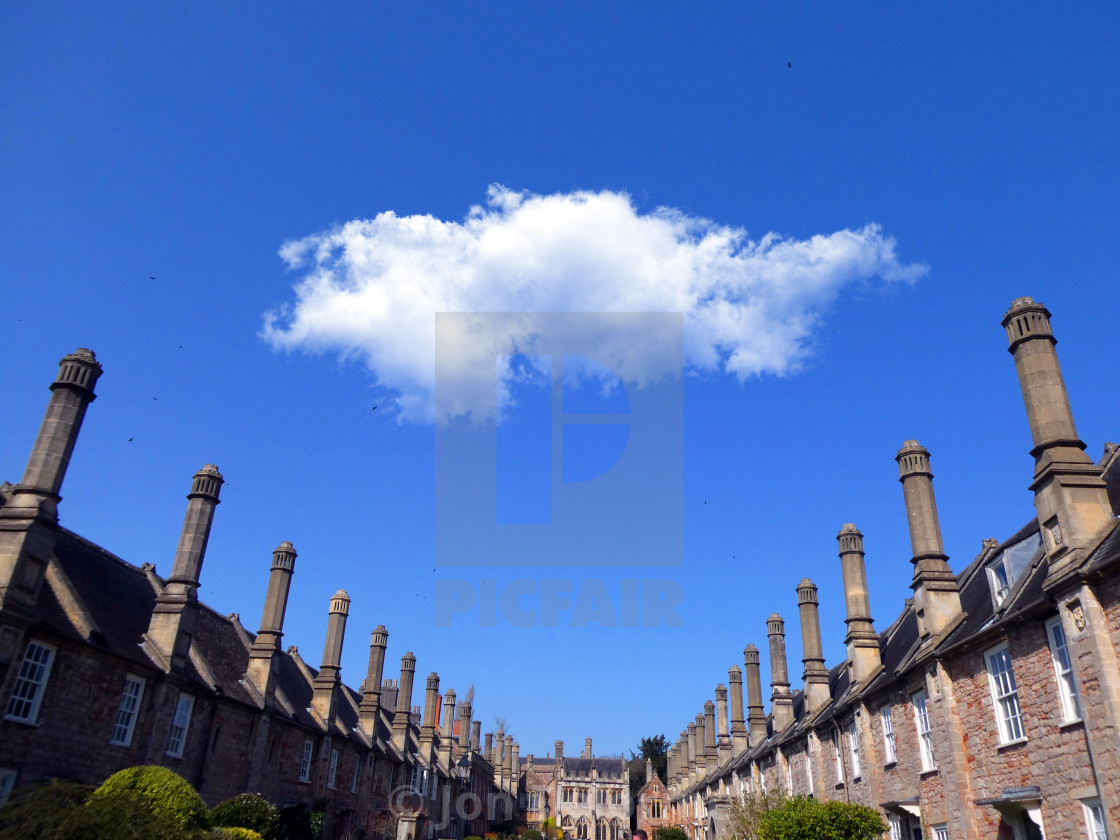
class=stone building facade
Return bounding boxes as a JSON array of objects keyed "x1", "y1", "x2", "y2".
[
  {"x1": 666, "y1": 297, "x2": 1120, "y2": 840},
  {"x1": 520, "y1": 738, "x2": 630, "y2": 840},
  {"x1": 634, "y1": 759, "x2": 670, "y2": 840},
  {"x1": 0, "y1": 349, "x2": 520, "y2": 839}
]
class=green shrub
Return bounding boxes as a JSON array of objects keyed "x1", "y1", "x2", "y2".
[
  {"x1": 90, "y1": 765, "x2": 209, "y2": 832},
  {"x1": 521, "y1": 829, "x2": 543, "y2": 840},
  {"x1": 757, "y1": 797, "x2": 887, "y2": 840},
  {"x1": 655, "y1": 828, "x2": 688, "y2": 840},
  {"x1": 210, "y1": 828, "x2": 265, "y2": 840},
  {"x1": 0, "y1": 778, "x2": 194, "y2": 840},
  {"x1": 465, "y1": 835, "x2": 485, "y2": 840},
  {"x1": 280, "y1": 802, "x2": 325, "y2": 840},
  {"x1": 211, "y1": 793, "x2": 280, "y2": 840}
]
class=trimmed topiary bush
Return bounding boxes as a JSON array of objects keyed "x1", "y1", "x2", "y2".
[
  {"x1": 655, "y1": 828, "x2": 688, "y2": 840},
  {"x1": 211, "y1": 793, "x2": 280, "y2": 840},
  {"x1": 89, "y1": 765, "x2": 209, "y2": 832},
  {"x1": 210, "y1": 828, "x2": 265, "y2": 840},
  {"x1": 521, "y1": 829, "x2": 543, "y2": 840},
  {"x1": 757, "y1": 797, "x2": 887, "y2": 840}
]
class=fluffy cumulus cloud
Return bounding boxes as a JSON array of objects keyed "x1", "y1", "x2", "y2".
[{"x1": 262, "y1": 185, "x2": 927, "y2": 423}]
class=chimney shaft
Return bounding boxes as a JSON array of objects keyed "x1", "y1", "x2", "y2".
[
  {"x1": 438, "y1": 689, "x2": 456, "y2": 772},
  {"x1": 583, "y1": 736, "x2": 592, "y2": 758},
  {"x1": 1003, "y1": 297, "x2": 1113, "y2": 572},
  {"x1": 715, "y1": 683, "x2": 731, "y2": 763},
  {"x1": 554, "y1": 739, "x2": 564, "y2": 762},
  {"x1": 471, "y1": 720, "x2": 481, "y2": 752},
  {"x1": 18, "y1": 349, "x2": 103, "y2": 505},
  {"x1": 767, "y1": 613, "x2": 795, "y2": 732},
  {"x1": 458, "y1": 701, "x2": 473, "y2": 751},
  {"x1": 421, "y1": 672, "x2": 441, "y2": 740},
  {"x1": 246, "y1": 541, "x2": 297, "y2": 701},
  {"x1": 687, "y1": 721, "x2": 698, "y2": 779},
  {"x1": 838, "y1": 525, "x2": 881, "y2": 684},
  {"x1": 703, "y1": 701, "x2": 717, "y2": 772},
  {"x1": 392, "y1": 652, "x2": 417, "y2": 751},
  {"x1": 796, "y1": 579, "x2": 831, "y2": 715},
  {"x1": 896, "y1": 441, "x2": 961, "y2": 638},
  {"x1": 728, "y1": 666, "x2": 748, "y2": 753},
  {"x1": 359, "y1": 625, "x2": 389, "y2": 731},
  {"x1": 145, "y1": 465, "x2": 224, "y2": 669},
  {"x1": 744, "y1": 645, "x2": 767, "y2": 744},
  {"x1": 311, "y1": 589, "x2": 351, "y2": 724}
]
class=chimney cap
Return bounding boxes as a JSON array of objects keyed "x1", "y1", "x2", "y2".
[
  {"x1": 274, "y1": 540, "x2": 296, "y2": 553},
  {"x1": 896, "y1": 440, "x2": 928, "y2": 459},
  {"x1": 1003, "y1": 296, "x2": 1050, "y2": 321},
  {"x1": 838, "y1": 523, "x2": 862, "y2": 537}
]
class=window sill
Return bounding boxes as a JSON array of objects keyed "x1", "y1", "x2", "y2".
[
  {"x1": 919, "y1": 768, "x2": 939, "y2": 777},
  {"x1": 2, "y1": 716, "x2": 41, "y2": 727},
  {"x1": 996, "y1": 737, "x2": 1028, "y2": 752},
  {"x1": 1059, "y1": 719, "x2": 1084, "y2": 731},
  {"x1": 883, "y1": 761, "x2": 897, "y2": 769}
]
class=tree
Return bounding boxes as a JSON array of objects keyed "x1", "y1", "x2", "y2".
[
  {"x1": 628, "y1": 734, "x2": 670, "y2": 802},
  {"x1": 655, "y1": 828, "x2": 688, "y2": 840},
  {"x1": 727, "y1": 790, "x2": 789, "y2": 840}
]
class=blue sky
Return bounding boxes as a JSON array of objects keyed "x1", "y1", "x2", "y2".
[{"x1": 2, "y1": 2, "x2": 1119, "y2": 758}]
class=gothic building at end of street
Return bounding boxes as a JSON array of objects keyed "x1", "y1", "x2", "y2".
[{"x1": 666, "y1": 297, "x2": 1120, "y2": 840}]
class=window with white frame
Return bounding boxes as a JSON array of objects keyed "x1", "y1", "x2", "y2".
[
  {"x1": 1046, "y1": 616, "x2": 1081, "y2": 722},
  {"x1": 410, "y1": 766, "x2": 429, "y2": 797},
  {"x1": 1082, "y1": 798, "x2": 1108, "y2": 840},
  {"x1": 327, "y1": 749, "x2": 339, "y2": 789},
  {"x1": 805, "y1": 742, "x2": 813, "y2": 792},
  {"x1": 0, "y1": 768, "x2": 16, "y2": 808},
  {"x1": 880, "y1": 706, "x2": 897, "y2": 763},
  {"x1": 986, "y1": 533, "x2": 1042, "y2": 608},
  {"x1": 932, "y1": 823, "x2": 949, "y2": 840},
  {"x1": 165, "y1": 693, "x2": 194, "y2": 757},
  {"x1": 985, "y1": 643, "x2": 1025, "y2": 742},
  {"x1": 888, "y1": 815, "x2": 904, "y2": 840},
  {"x1": 110, "y1": 675, "x2": 145, "y2": 746},
  {"x1": 784, "y1": 750, "x2": 793, "y2": 793},
  {"x1": 351, "y1": 756, "x2": 361, "y2": 792},
  {"x1": 5, "y1": 641, "x2": 56, "y2": 723},
  {"x1": 847, "y1": 722, "x2": 861, "y2": 779},
  {"x1": 912, "y1": 690, "x2": 936, "y2": 771},
  {"x1": 299, "y1": 740, "x2": 314, "y2": 782},
  {"x1": 832, "y1": 728, "x2": 844, "y2": 784}
]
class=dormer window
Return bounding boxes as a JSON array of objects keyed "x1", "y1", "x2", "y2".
[{"x1": 985, "y1": 531, "x2": 1042, "y2": 609}]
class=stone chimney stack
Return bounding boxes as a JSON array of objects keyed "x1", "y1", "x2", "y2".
[
  {"x1": 311, "y1": 589, "x2": 351, "y2": 725},
  {"x1": 744, "y1": 645, "x2": 767, "y2": 744},
  {"x1": 703, "y1": 701, "x2": 717, "y2": 772},
  {"x1": 458, "y1": 701, "x2": 473, "y2": 751},
  {"x1": 499, "y1": 734, "x2": 511, "y2": 791},
  {"x1": 16, "y1": 348, "x2": 103, "y2": 510},
  {"x1": 471, "y1": 720, "x2": 482, "y2": 752},
  {"x1": 1003, "y1": 297, "x2": 1113, "y2": 577},
  {"x1": 419, "y1": 673, "x2": 441, "y2": 762},
  {"x1": 486, "y1": 732, "x2": 495, "y2": 765},
  {"x1": 554, "y1": 739, "x2": 564, "y2": 762},
  {"x1": 392, "y1": 652, "x2": 417, "y2": 751},
  {"x1": 694, "y1": 713, "x2": 706, "y2": 777},
  {"x1": 510, "y1": 741, "x2": 520, "y2": 790},
  {"x1": 767, "y1": 613, "x2": 795, "y2": 732},
  {"x1": 358, "y1": 625, "x2": 389, "y2": 736},
  {"x1": 646, "y1": 757, "x2": 654, "y2": 783},
  {"x1": 145, "y1": 465, "x2": 224, "y2": 670},
  {"x1": 896, "y1": 441, "x2": 962, "y2": 639},
  {"x1": 838, "y1": 524, "x2": 882, "y2": 684},
  {"x1": 438, "y1": 689, "x2": 456, "y2": 771},
  {"x1": 583, "y1": 736, "x2": 593, "y2": 758},
  {"x1": 246, "y1": 541, "x2": 297, "y2": 702},
  {"x1": 686, "y1": 721, "x2": 698, "y2": 780},
  {"x1": 796, "y1": 579, "x2": 831, "y2": 715},
  {"x1": 728, "y1": 666, "x2": 749, "y2": 753},
  {"x1": 1, "y1": 350, "x2": 102, "y2": 626},
  {"x1": 715, "y1": 684, "x2": 731, "y2": 763}
]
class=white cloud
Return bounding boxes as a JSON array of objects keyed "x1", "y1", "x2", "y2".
[{"x1": 262, "y1": 185, "x2": 927, "y2": 423}]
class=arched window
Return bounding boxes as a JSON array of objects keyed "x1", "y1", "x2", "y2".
[
  {"x1": 597, "y1": 819, "x2": 609, "y2": 840},
  {"x1": 610, "y1": 818, "x2": 624, "y2": 840},
  {"x1": 577, "y1": 819, "x2": 590, "y2": 839}
]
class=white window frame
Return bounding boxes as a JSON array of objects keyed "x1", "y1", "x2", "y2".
[
  {"x1": 4, "y1": 640, "x2": 56, "y2": 724},
  {"x1": 933, "y1": 823, "x2": 949, "y2": 840},
  {"x1": 847, "y1": 721, "x2": 861, "y2": 779},
  {"x1": 327, "y1": 748, "x2": 339, "y2": 789},
  {"x1": 880, "y1": 706, "x2": 897, "y2": 764},
  {"x1": 165, "y1": 693, "x2": 195, "y2": 758},
  {"x1": 299, "y1": 739, "x2": 314, "y2": 782},
  {"x1": 805, "y1": 740, "x2": 813, "y2": 792},
  {"x1": 351, "y1": 756, "x2": 360, "y2": 793},
  {"x1": 985, "y1": 643, "x2": 1026, "y2": 743},
  {"x1": 912, "y1": 690, "x2": 936, "y2": 771},
  {"x1": 1046, "y1": 615, "x2": 1081, "y2": 723},
  {"x1": 0, "y1": 768, "x2": 16, "y2": 808},
  {"x1": 986, "y1": 558, "x2": 1013, "y2": 607},
  {"x1": 832, "y1": 728, "x2": 844, "y2": 784},
  {"x1": 410, "y1": 766, "x2": 429, "y2": 797},
  {"x1": 1082, "y1": 798, "x2": 1108, "y2": 840},
  {"x1": 110, "y1": 674, "x2": 145, "y2": 746}
]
